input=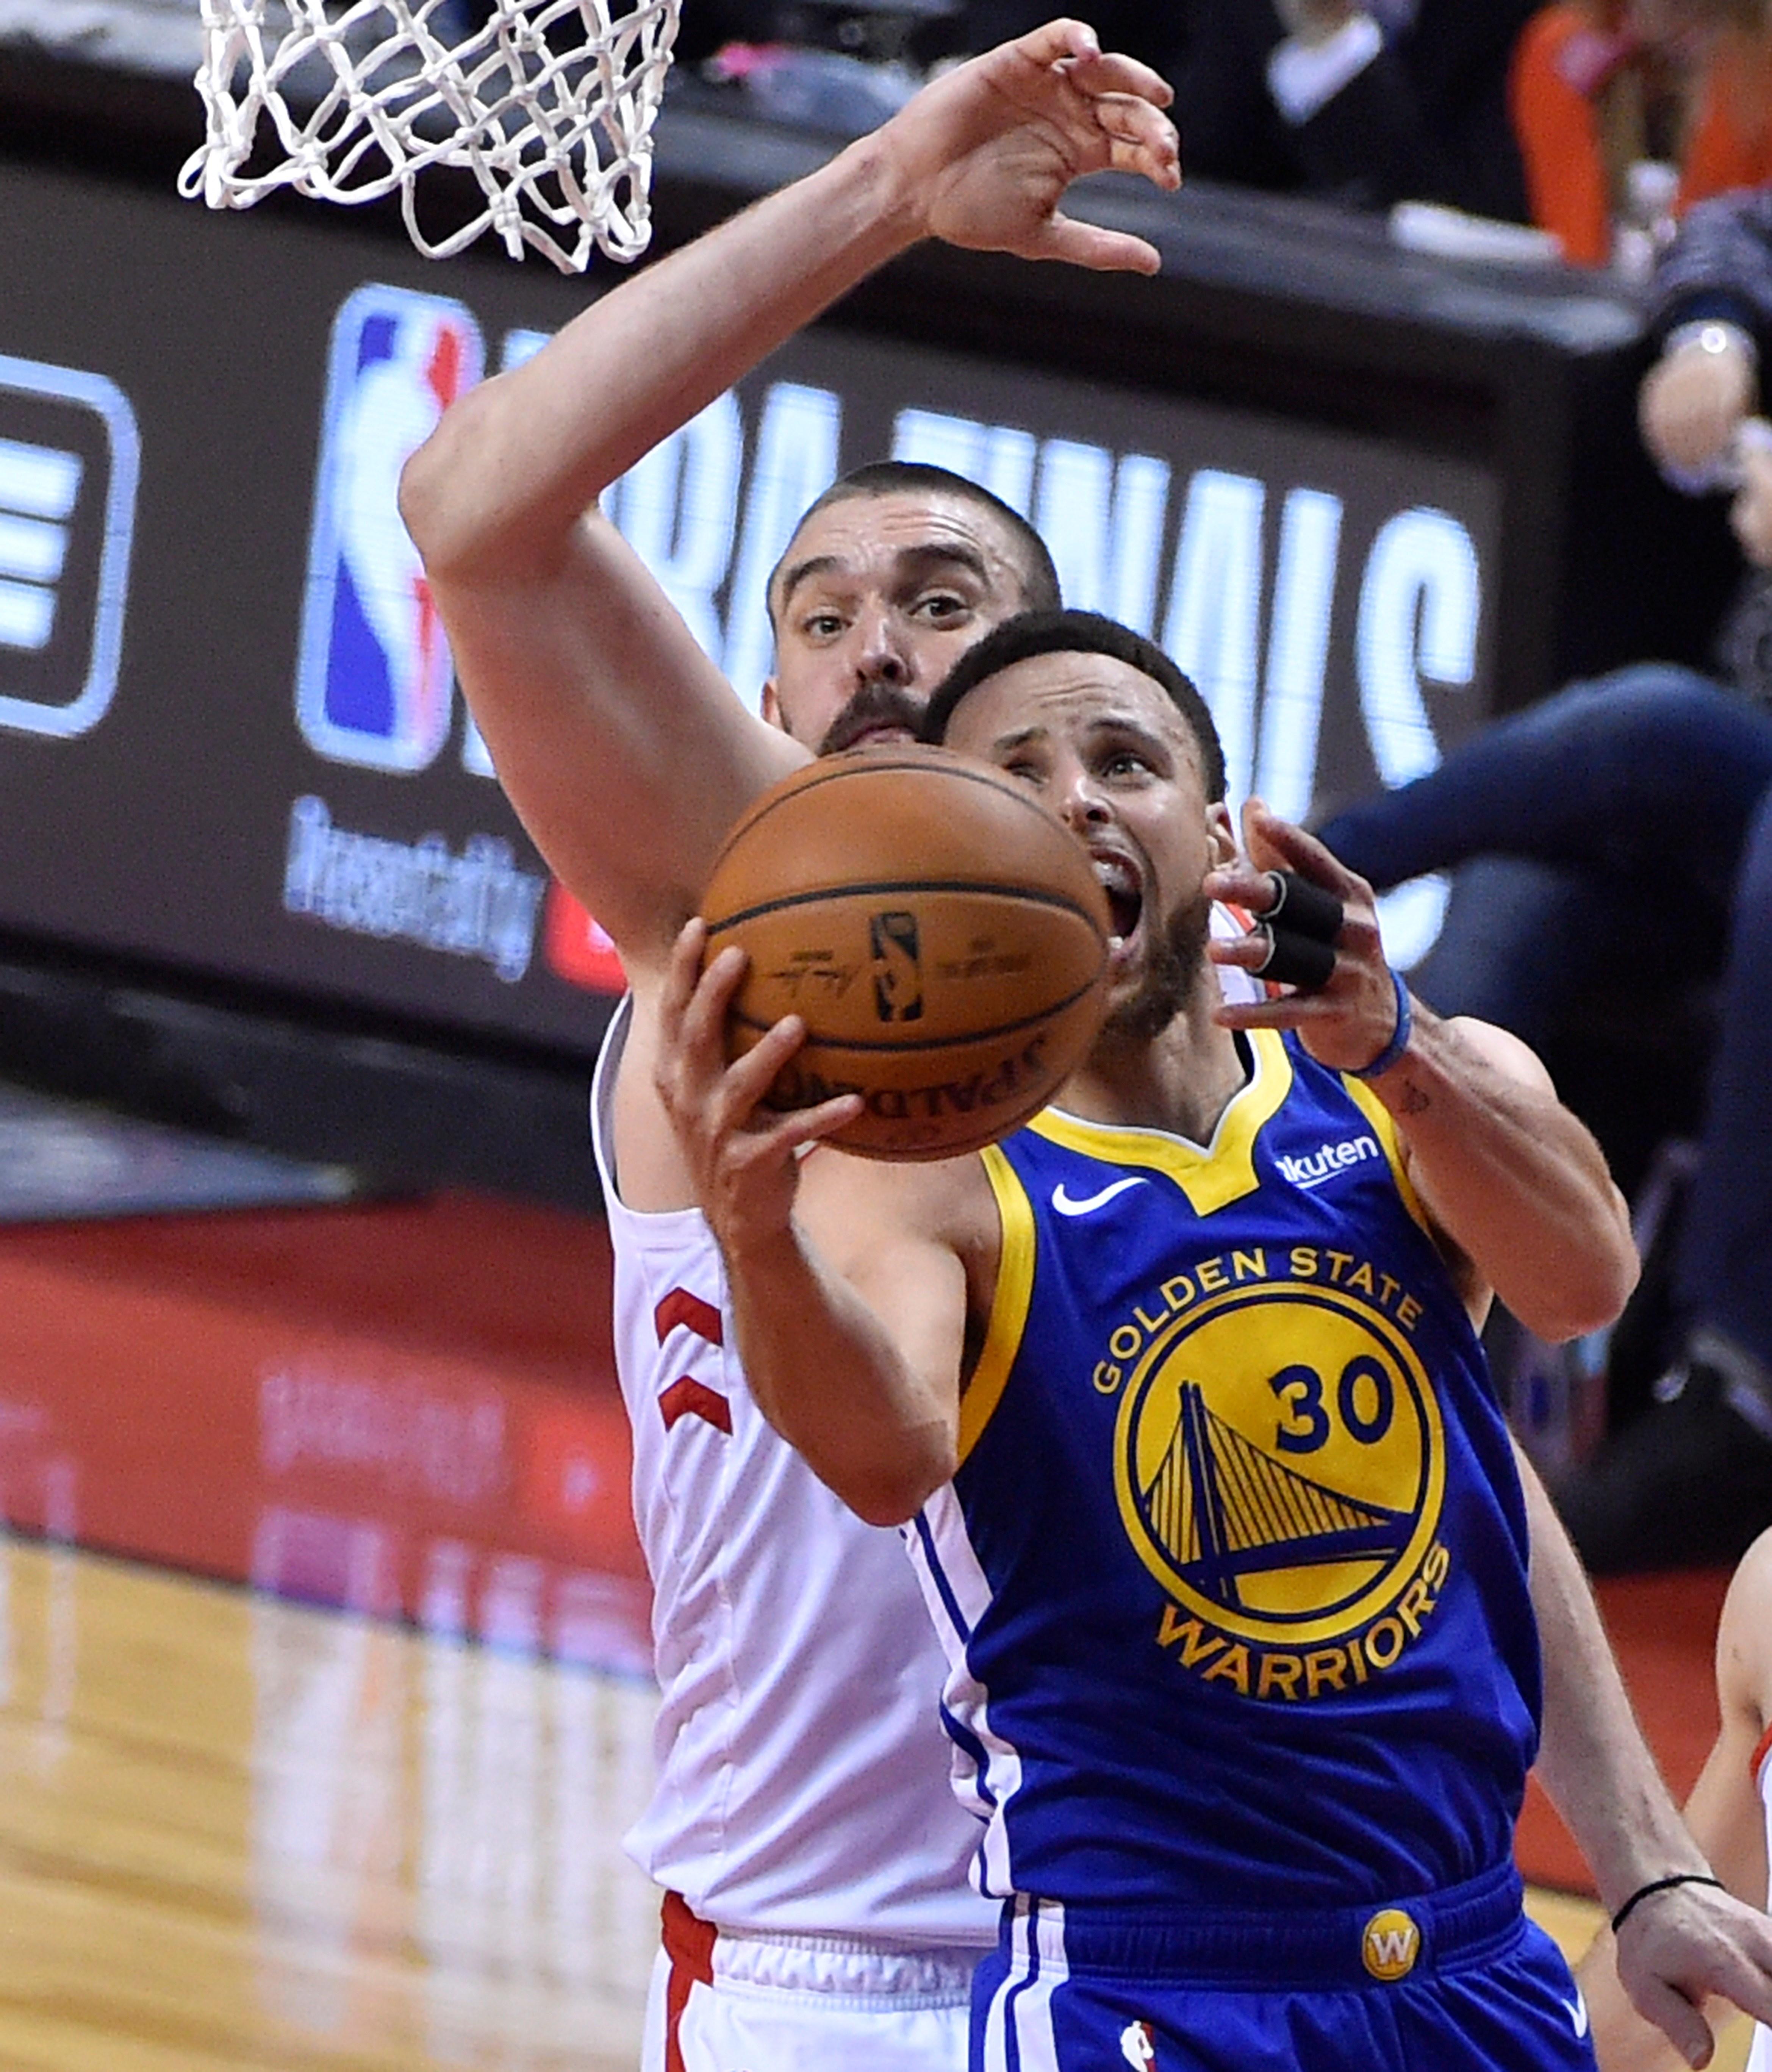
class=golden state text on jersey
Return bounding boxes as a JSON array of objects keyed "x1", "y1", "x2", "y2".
[{"x1": 906, "y1": 1029, "x2": 1541, "y2": 1914}]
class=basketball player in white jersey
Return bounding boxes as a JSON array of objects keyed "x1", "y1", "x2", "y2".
[
  {"x1": 402, "y1": 19, "x2": 1772, "y2": 2070},
  {"x1": 1579, "y1": 1530, "x2": 1772, "y2": 2072}
]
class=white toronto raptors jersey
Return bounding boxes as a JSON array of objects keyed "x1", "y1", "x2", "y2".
[
  {"x1": 591, "y1": 1000, "x2": 996, "y2": 1948},
  {"x1": 1749, "y1": 1728, "x2": 1772, "y2": 2072}
]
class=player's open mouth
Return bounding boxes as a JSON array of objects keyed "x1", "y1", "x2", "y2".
[
  {"x1": 1092, "y1": 851, "x2": 1143, "y2": 952},
  {"x1": 847, "y1": 723, "x2": 916, "y2": 750}
]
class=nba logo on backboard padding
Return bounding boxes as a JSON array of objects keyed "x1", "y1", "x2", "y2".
[
  {"x1": 296, "y1": 285, "x2": 484, "y2": 772},
  {"x1": 870, "y1": 910, "x2": 923, "y2": 1022}
]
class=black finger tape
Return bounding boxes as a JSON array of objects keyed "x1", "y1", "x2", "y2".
[
  {"x1": 1250, "y1": 926, "x2": 1337, "y2": 991},
  {"x1": 1265, "y1": 871, "x2": 1344, "y2": 944}
]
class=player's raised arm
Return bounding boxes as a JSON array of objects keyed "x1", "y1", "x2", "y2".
[
  {"x1": 651, "y1": 920, "x2": 990, "y2": 1523},
  {"x1": 398, "y1": 22, "x2": 1180, "y2": 975},
  {"x1": 1207, "y1": 800, "x2": 1638, "y2": 1343}
]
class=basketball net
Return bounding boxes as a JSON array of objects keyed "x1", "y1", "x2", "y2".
[{"x1": 178, "y1": 0, "x2": 683, "y2": 271}]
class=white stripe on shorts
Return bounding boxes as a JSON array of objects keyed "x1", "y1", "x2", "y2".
[{"x1": 982, "y1": 1897, "x2": 1068, "y2": 2072}]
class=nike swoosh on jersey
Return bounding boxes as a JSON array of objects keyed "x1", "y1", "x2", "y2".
[
  {"x1": 1563, "y1": 1994, "x2": 1589, "y2": 2039},
  {"x1": 1051, "y1": 1177, "x2": 1149, "y2": 1217}
]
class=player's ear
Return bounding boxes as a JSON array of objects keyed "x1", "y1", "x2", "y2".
[
  {"x1": 760, "y1": 677, "x2": 787, "y2": 732},
  {"x1": 1206, "y1": 800, "x2": 1238, "y2": 866}
]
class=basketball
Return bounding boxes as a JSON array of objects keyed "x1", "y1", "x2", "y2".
[{"x1": 699, "y1": 746, "x2": 1112, "y2": 1161}]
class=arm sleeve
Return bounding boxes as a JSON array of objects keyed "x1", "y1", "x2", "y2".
[{"x1": 1652, "y1": 192, "x2": 1772, "y2": 357}]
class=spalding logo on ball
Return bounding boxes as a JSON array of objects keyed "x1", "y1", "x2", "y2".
[{"x1": 700, "y1": 745, "x2": 1112, "y2": 1160}]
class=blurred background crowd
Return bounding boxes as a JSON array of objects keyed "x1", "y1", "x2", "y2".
[{"x1": 667, "y1": 0, "x2": 1772, "y2": 261}]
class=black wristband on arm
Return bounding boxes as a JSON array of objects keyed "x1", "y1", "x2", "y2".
[{"x1": 1610, "y1": 1873, "x2": 1726, "y2": 1935}]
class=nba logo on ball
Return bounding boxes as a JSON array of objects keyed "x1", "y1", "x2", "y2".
[
  {"x1": 296, "y1": 284, "x2": 485, "y2": 772},
  {"x1": 870, "y1": 910, "x2": 923, "y2": 1022}
]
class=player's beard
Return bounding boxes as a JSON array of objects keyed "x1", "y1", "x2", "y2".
[
  {"x1": 1106, "y1": 888, "x2": 1213, "y2": 1041},
  {"x1": 818, "y1": 680, "x2": 926, "y2": 756}
]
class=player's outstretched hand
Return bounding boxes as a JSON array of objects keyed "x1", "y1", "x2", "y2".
[
  {"x1": 1614, "y1": 1879, "x2": 1772, "y2": 2069},
  {"x1": 654, "y1": 919, "x2": 864, "y2": 1256},
  {"x1": 1204, "y1": 798, "x2": 1407, "y2": 1077},
  {"x1": 881, "y1": 19, "x2": 1181, "y2": 274}
]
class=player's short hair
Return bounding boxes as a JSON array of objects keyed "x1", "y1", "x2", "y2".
[
  {"x1": 768, "y1": 462, "x2": 1061, "y2": 623},
  {"x1": 920, "y1": 608, "x2": 1227, "y2": 804}
]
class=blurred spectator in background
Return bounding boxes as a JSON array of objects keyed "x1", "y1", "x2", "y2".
[
  {"x1": 913, "y1": 2, "x2": 1190, "y2": 75},
  {"x1": 1648, "y1": 183, "x2": 1772, "y2": 686},
  {"x1": 1171, "y1": 0, "x2": 1540, "y2": 222},
  {"x1": 1511, "y1": 0, "x2": 1772, "y2": 267},
  {"x1": 1317, "y1": 185, "x2": 1772, "y2": 1572}
]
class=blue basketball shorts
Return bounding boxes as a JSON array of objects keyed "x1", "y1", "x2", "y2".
[{"x1": 970, "y1": 1861, "x2": 1596, "y2": 2072}]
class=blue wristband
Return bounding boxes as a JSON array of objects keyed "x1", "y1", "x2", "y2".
[{"x1": 1348, "y1": 968, "x2": 1412, "y2": 1080}]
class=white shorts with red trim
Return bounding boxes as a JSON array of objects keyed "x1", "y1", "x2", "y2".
[{"x1": 645, "y1": 1893, "x2": 977, "y2": 2072}]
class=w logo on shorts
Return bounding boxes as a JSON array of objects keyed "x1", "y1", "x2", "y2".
[{"x1": 1361, "y1": 1908, "x2": 1421, "y2": 1981}]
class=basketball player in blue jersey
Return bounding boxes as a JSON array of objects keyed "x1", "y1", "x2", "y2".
[{"x1": 655, "y1": 609, "x2": 1772, "y2": 2072}]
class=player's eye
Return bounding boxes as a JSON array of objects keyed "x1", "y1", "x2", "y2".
[
  {"x1": 914, "y1": 591, "x2": 969, "y2": 622},
  {"x1": 1101, "y1": 750, "x2": 1153, "y2": 779},
  {"x1": 799, "y1": 610, "x2": 846, "y2": 639}
]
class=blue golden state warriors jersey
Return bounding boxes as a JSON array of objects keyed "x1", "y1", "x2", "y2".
[{"x1": 906, "y1": 1028, "x2": 1540, "y2": 1914}]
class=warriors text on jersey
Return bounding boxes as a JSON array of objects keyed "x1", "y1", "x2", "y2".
[{"x1": 907, "y1": 1027, "x2": 1542, "y2": 1911}]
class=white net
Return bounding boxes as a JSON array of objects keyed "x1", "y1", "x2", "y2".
[{"x1": 178, "y1": 0, "x2": 683, "y2": 271}]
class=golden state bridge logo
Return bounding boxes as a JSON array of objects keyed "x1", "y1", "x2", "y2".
[{"x1": 1111, "y1": 1270, "x2": 1449, "y2": 1698}]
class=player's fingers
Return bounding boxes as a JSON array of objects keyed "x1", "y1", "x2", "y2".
[
  {"x1": 1242, "y1": 799, "x2": 1377, "y2": 915},
  {"x1": 1204, "y1": 859, "x2": 1286, "y2": 912},
  {"x1": 1249, "y1": 929, "x2": 1339, "y2": 991},
  {"x1": 677, "y1": 943, "x2": 749, "y2": 1076},
  {"x1": 1010, "y1": 17, "x2": 1102, "y2": 72},
  {"x1": 659, "y1": 916, "x2": 708, "y2": 1041},
  {"x1": 1209, "y1": 932, "x2": 1274, "y2": 970},
  {"x1": 1627, "y1": 1975, "x2": 1714, "y2": 2069},
  {"x1": 1258, "y1": 870, "x2": 1345, "y2": 940},
  {"x1": 1026, "y1": 211, "x2": 1162, "y2": 274},
  {"x1": 1060, "y1": 47, "x2": 1175, "y2": 108},
  {"x1": 720, "y1": 1012, "x2": 807, "y2": 1112},
  {"x1": 1214, "y1": 985, "x2": 1343, "y2": 1032},
  {"x1": 1095, "y1": 99, "x2": 1182, "y2": 188},
  {"x1": 1691, "y1": 1931, "x2": 1772, "y2": 2028},
  {"x1": 772, "y1": 1090, "x2": 867, "y2": 1153}
]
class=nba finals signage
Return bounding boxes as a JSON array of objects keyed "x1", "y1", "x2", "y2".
[{"x1": 0, "y1": 161, "x2": 1504, "y2": 1062}]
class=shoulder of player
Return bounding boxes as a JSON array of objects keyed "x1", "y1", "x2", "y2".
[{"x1": 798, "y1": 1142, "x2": 996, "y2": 1249}]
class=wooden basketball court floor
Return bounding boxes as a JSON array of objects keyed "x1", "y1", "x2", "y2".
[{"x1": 0, "y1": 1191, "x2": 1749, "y2": 2069}]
